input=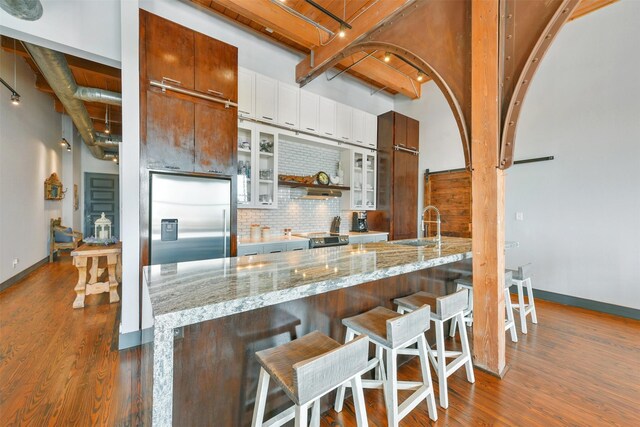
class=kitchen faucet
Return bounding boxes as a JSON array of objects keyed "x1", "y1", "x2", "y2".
[{"x1": 420, "y1": 205, "x2": 441, "y2": 243}]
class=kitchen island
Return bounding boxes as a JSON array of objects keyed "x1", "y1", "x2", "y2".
[{"x1": 144, "y1": 237, "x2": 511, "y2": 426}]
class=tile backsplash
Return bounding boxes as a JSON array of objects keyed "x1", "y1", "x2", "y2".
[{"x1": 238, "y1": 139, "x2": 354, "y2": 236}]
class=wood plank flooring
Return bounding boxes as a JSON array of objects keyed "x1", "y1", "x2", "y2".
[{"x1": 1, "y1": 258, "x2": 638, "y2": 426}]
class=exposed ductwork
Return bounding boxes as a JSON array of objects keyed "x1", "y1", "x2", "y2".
[
  {"x1": 22, "y1": 42, "x2": 123, "y2": 160},
  {"x1": 0, "y1": 0, "x2": 43, "y2": 21}
]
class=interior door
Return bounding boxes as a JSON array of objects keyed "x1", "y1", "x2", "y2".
[{"x1": 84, "y1": 173, "x2": 119, "y2": 238}]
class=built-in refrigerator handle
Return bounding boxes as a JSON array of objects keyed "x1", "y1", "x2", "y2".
[{"x1": 223, "y1": 209, "x2": 227, "y2": 258}]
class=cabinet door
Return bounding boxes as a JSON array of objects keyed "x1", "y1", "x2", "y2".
[
  {"x1": 238, "y1": 68, "x2": 255, "y2": 118},
  {"x1": 277, "y1": 82, "x2": 299, "y2": 128},
  {"x1": 256, "y1": 127, "x2": 278, "y2": 208},
  {"x1": 392, "y1": 150, "x2": 418, "y2": 239},
  {"x1": 364, "y1": 112, "x2": 378, "y2": 148},
  {"x1": 145, "y1": 12, "x2": 194, "y2": 90},
  {"x1": 351, "y1": 151, "x2": 365, "y2": 210},
  {"x1": 286, "y1": 241, "x2": 309, "y2": 251},
  {"x1": 262, "y1": 243, "x2": 285, "y2": 254},
  {"x1": 299, "y1": 90, "x2": 319, "y2": 133},
  {"x1": 336, "y1": 103, "x2": 353, "y2": 143},
  {"x1": 318, "y1": 97, "x2": 336, "y2": 138},
  {"x1": 237, "y1": 122, "x2": 255, "y2": 207},
  {"x1": 145, "y1": 89, "x2": 195, "y2": 171},
  {"x1": 237, "y1": 244, "x2": 263, "y2": 256},
  {"x1": 364, "y1": 151, "x2": 377, "y2": 210},
  {"x1": 352, "y1": 109, "x2": 366, "y2": 146},
  {"x1": 255, "y1": 75, "x2": 278, "y2": 123},
  {"x1": 194, "y1": 101, "x2": 237, "y2": 175},
  {"x1": 406, "y1": 116, "x2": 419, "y2": 151},
  {"x1": 394, "y1": 113, "x2": 407, "y2": 148},
  {"x1": 194, "y1": 33, "x2": 238, "y2": 102}
]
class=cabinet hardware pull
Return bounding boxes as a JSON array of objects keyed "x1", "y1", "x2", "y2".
[
  {"x1": 208, "y1": 169, "x2": 222, "y2": 174},
  {"x1": 239, "y1": 110, "x2": 250, "y2": 115},
  {"x1": 357, "y1": 140, "x2": 363, "y2": 143},
  {"x1": 342, "y1": 137, "x2": 349, "y2": 140},
  {"x1": 164, "y1": 165, "x2": 180, "y2": 170},
  {"x1": 207, "y1": 89, "x2": 224, "y2": 97},
  {"x1": 285, "y1": 122, "x2": 294, "y2": 126},
  {"x1": 150, "y1": 80, "x2": 238, "y2": 108},
  {"x1": 262, "y1": 116, "x2": 273, "y2": 120},
  {"x1": 162, "y1": 77, "x2": 181, "y2": 86},
  {"x1": 306, "y1": 127, "x2": 315, "y2": 131},
  {"x1": 393, "y1": 145, "x2": 419, "y2": 155},
  {"x1": 244, "y1": 253, "x2": 258, "y2": 256},
  {"x1": 325, "y1": 132, "x2": 333, "y2": 136}
]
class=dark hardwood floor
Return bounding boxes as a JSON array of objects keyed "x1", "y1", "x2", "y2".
[{"x1": 1, "y1": 258, "x2": 638, "y2": 426}]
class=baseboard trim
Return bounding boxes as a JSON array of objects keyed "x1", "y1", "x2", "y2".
[
  {"x1": 118, "y1": 327, "x2": 154, "y2": 350},
  {"x1": 0, "y1": 257, "x2": 49, "y2": 292},
  {"x1": 510, "y1": 286, "x2": 640, "y2": 320}
]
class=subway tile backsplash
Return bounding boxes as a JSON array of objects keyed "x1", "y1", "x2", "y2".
[{"x1": 238, "y1": 140, "x2": 353, "y2": 236}]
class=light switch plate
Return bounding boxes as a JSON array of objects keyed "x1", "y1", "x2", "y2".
[{"x1": 516, "y1": 212, "x2": 524, "y2": 221}]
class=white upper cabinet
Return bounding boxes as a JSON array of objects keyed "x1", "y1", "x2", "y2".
[
  {"x1": 238, "y1": 68, "x2": 255, "y2": 118},
  {"x1": 335, "y1": 103, "x2": 353, "y2": 143},
  {"x1": 255, "y1": 74, "x2": 278, "y2": 123},
  {"x1": 318, "y1": 97, "x2": 336, "y2": 138},
  {"x1": 364, "y1": 112, "x2": 378, "y2": 148},
  {"x1": 277, "y1": 82, "x2": 299, "y2": 128},
  {"x1": 352, "y1": 109, "x2": 366, "y2": 146},
  {"x1": 299, "y1": 90, "x2": 319, "y2": 134}
]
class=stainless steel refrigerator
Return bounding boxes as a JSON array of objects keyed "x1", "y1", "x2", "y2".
[{"x1": 150, "y1": 172, "x2": 231, "y2": 265}]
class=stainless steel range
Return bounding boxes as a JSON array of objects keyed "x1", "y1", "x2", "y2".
[{"x1": 293, "y1": 232, "x2": 350, "y2": 249}]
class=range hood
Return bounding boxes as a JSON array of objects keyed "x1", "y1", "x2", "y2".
[{"x1": 297, "y1": 188, "x2": 343, "y2": 200}]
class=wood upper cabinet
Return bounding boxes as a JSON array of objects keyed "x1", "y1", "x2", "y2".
[
  {"x1": 406, "y1": 116, "x2": 419, "y2": 150},
  {"x1": 145, "y1": 89, "x2": 195, "y2": 172},
  {"x1": 144, "y1": 12, "x2": 195, "y2": 89},
  {"x1": 194, "y1": 33, "x2": 238, "y2": 102},
  {"x1": 255, "y1": 75, "x2": 278, "y2": 123},
  {"x1": 194, "y1": 101, "x2": 237, "y2": 175}
]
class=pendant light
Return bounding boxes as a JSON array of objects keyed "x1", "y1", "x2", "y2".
[
  {"x1": 59, "y1": 105, "x2": 71, "y2": 151},
  {"x1": 104, "y1": 105, "x2": 111, "y2": 134},
  {"x1": 384, "y1": 52, "x2": 392, "y2": 63}
]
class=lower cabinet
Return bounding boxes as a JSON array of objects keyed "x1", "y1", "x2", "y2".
[
  {"x1": 237, "y1": 240, "x2": 309, "y2": 256},
  {"x1": 348, "y1": 233, "x2": 388, "y2": 244}
]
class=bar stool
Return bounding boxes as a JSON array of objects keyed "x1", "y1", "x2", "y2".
[
  {"x1": 450, "y1": 270, "x2": 518, "y2": 342},
  {"x1": 507, "y1": 263, "x2": 538, "y2": 334},
  {"x1": 394, "y1": 289, "x2": 474, "y2": 409},
  {"x1": 251, "y1": 331, "x2": 369, "y2": 427},
  {"x1": 334, "y1": 305, "x2": 438, "y2": 426}
]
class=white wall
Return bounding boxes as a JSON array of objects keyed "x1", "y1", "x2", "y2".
[
  {"x1": 0, "y1": 49, "x2": 62, "y2": 283},
  {"x1": 394, "y1": 1, "x2": 640, "y2": 309},
  {"x1": 0, "y1": 0, "x2": 121, "y2": 67}
]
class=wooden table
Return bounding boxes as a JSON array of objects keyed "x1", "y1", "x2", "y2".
[{"x1": 71, "y1": 242, "x2": 122, "y2": 308}]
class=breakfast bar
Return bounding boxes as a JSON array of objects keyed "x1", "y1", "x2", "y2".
[{"x1": 144, "y1": 237, "x2": 516, "y2": 426}]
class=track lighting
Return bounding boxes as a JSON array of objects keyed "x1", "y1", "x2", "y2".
[
  {"x1": 338, "y1": 24, "x2": 346, "y2": 38},
  {"x1": 11, "y1": 92, "x2": 20, "y2": 104},
  {"x1": 417, "y1": 72, "x2": 425, "y2": 82},
  {"x1": 112, "y1": 155, "x2": 118, "y2": 163},
  {"x1": 59, "y1": 138, "x2": 71, "y2": 151},
  {"x1": 104, "y1": 105, "x2": 111, "y2": 134},
  {"x1": 384, "y1": 52, "x2": 391, "y2": 62}
]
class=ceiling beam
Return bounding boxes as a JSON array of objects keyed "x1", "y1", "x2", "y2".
[
  {"x1": 203, "y1": 0, "x2": 322, "y2": 48},
  {"x1": 337, "y1": 52, "x2": 420, "y2": 99},
  {"x1": 296, "y1": 0, "x2": 409, "y2": 85},
  {"x1": 569, "y1": 0, "x2": 618, "y2": 21}
]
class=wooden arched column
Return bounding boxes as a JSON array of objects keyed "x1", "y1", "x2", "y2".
[{"x1": 297, "y1": 0, "x2": 581, "y2": 376}]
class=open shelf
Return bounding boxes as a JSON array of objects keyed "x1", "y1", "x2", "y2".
[{"x1": 278, "y1": 180, "x2": 350, "y2": 191}]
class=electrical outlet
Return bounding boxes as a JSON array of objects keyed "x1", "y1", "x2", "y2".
[
  {"x1": 515, "y1": 212, "x2": 524, "y2": 221},
  {"x1": 12, "y1": 258, "x2": 19, "y2": 268}
]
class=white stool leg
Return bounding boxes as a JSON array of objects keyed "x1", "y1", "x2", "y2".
[
  {"x1": 527, "y1": 277, "x2": 538, "y2": 323},
  {"x1": 334, "y1": 328, "x2": 356, "y2": 412},
  {"x1": 251, "y1": 367, "x2": 270, "y2": 427},
  {"x1": 449, "y1": 284, "x2": 462, "y2": 337},
  {"x1": 375, "y1": 344, "x2": 384, "y2": 380},
  {"x1": 515, "y1": 279, "x2": 528, "y2": 334},
  {"x1": 351, "y1": 375, "x2": 369, "y2": 427},
  {"x1": 457, "y1": 312, "x2": 475, "y2": 383},
  {"x1": 294, "y1": 402, "x2": 309, "y2": 427},
  {"x1": 310, "y1": 399, "x2": 320, "y2": 427},
  {"x1": 434, "y1": 320, "x2": 449, "y2": 408},
  {"x1": 417, "y1": 334, "x2": 438, "y2": 421},
  {"x1": 505, "y1": 287, "x2": 518, "y2": 342},
  {"x1": 384, "y1": 348, "x2": 399, "y2": 427}
]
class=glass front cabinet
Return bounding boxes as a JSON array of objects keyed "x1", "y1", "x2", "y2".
[
  {"x1": 237, "y1": 121, "x2": 278, "y2": 209},
  {"x1": 342, "y1": 148, "x2": 376, "y2": 210}
]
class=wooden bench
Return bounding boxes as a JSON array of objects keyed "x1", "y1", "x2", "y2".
[{"x1": 49, "y1": 218, "x2": 83, "y2": 262}]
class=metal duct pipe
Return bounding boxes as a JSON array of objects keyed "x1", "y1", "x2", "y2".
[
  {"x1": 22, "y1": 42, "x2": 105, "y2": 159},
  {"x1": 96, "y1": 133, "x2": 122, "y2": 148},
  {"x1": 74, "y1": 86, "x2": 122, "y2": 106},
  {"x1": 0, "y1": 0, "x2": 43, "y2": 21}
]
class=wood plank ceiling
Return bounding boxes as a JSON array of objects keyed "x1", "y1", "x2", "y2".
[
  {"x1": 1, "y1": 35, "x2": 122, "y2": 136},
  {"x1": 191, "y1": 0, "x2": 618, "y2": 100}
]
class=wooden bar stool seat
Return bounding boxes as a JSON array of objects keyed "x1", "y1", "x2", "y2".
[
  {"x1": 394, "y1": 289, "x2": 474, "y2": 408},
  {"x1": 450, "y1": 270, "x2": 518, "y2": 342},
  {"x1": 334, "y1": 305, "x2": 438, "y2": 426},
  {"x1": 252, "y1": 331, "x2": 369, "y2": 427},
  {"x1": 506, "y1": 263, "x2": 538, "y2": 334}
]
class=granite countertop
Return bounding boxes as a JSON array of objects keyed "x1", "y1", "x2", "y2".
[
  {"x1": 238, "y1": 235, "x2": 309, "y2": 246},
  {"x1": 143, "y1": 237, "x2": 485, "y2": 329},
  {"x1": 347, "y1": 230, "x2": 389, "y2": 236}
]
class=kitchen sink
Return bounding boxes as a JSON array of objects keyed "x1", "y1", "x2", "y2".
[{"x1": 390, "y1": 239, "x2": 440, "y2": 247}]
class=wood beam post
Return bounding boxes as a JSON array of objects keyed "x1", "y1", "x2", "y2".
[{"x1": 470, "y1": 0, "x2": 507, "y2": 376}]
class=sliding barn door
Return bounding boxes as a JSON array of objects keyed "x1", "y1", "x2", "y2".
[{"x1": 424, "y1": 171, "x2": 471, "y2": 238}]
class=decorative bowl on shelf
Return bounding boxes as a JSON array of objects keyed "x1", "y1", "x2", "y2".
[{"x1": 83, "y1": 236, "x2": 119, "y2": 246}]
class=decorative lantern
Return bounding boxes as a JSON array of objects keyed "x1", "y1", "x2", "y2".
[{"x1": 94, "y1": 213, "x2": 112, "y2": 240}]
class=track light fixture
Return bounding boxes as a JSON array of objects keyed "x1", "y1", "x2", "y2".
[
  {"x1": 338, "y1": 23, "x2": 346, "y2": 38},
  {"x1": 0, "y1": 78, "x2": 20, "y2": 105},
  {"x1": 59, "y1": 137, "x2": 71, "y2": 151},
  {"x1": 384, "y1": 52, "x2": 392, "y2": 62},
  {"x1": 104, "y1": 105, "x2": 111, "y2": 134},
  {"x1": 417, "y1": 72, "x2": 425, "y2": 82}
]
